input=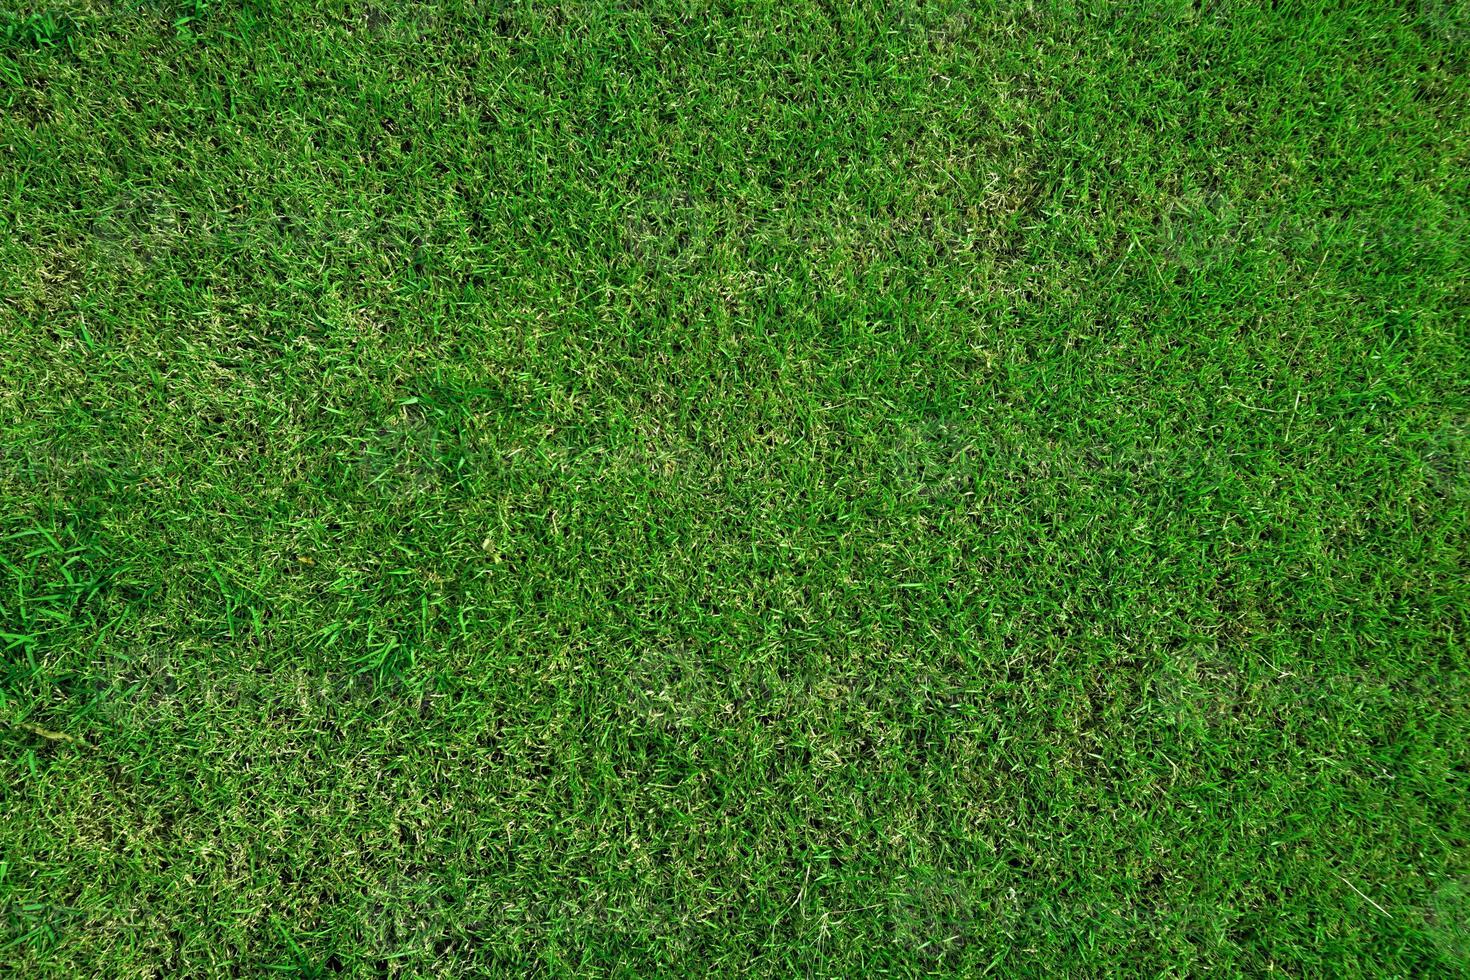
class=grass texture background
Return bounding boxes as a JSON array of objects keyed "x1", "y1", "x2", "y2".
[{"x1": 1, "y1": 0, "x2": 1467, "y2": 974}]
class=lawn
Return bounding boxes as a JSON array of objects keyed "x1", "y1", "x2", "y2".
[{"x1": 1, "y1": 0, "x2": 1466, "y2": 975}]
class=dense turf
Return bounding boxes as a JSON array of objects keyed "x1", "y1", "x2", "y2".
[{"x1": 1, "y1": 0, "x2": 1467, "y2": 974}]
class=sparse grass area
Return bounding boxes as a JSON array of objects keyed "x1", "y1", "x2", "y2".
[{"x1": 1, "y1": 0, "x2": 1467, "y2": 975}]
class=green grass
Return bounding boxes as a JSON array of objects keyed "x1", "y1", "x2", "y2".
[{"x1": 1, "y1": 0, "x2": 1466, "y2": 974}]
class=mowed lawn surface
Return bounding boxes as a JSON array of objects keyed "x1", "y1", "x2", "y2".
[{"x1": 2, "y1": 0, "x2": 1467, "y2": 974}]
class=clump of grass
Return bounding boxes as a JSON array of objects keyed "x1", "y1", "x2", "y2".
[{"x1": 0, "y1": 10, "x2": 78, "y2": 53}]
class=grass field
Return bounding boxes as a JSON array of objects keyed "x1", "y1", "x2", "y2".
[{"x1": 1, "y1": 0, "x2": 1467, "y2": 974}]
